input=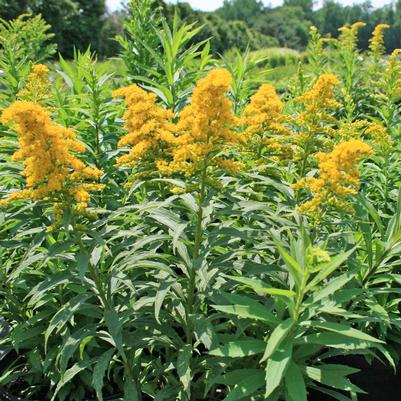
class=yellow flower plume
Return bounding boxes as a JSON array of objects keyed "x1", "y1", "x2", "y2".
[
  {"x1": 293, "y1": 139, "x2": 372, "y2": 219},
  {"x1": 1, "y1": 101, "x2": 103, "y2": 208},
  {"x1": 292, "y1": 74, "x2": 341, "y2": 164},
  {"x1": 157, "y1": 68, "x2": 245, "y2": 177},
  {"x1": 113, "y1": 84, "x2": 175, "y2": 170},
  {"x1": 338, "y1": 22, "x2": 366, "y2": 52},
  {"x1": 243, "y1": 83, "x2": 291, "y2": 160},
  {"x1": 18, "y1": 64, "x2": 51, "y2": 104},
  {"x1": 369, "y1": 24, "x2": 389, "y2": 59}
]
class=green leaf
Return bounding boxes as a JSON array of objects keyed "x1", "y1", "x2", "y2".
[
  {"x1": 76, "y1": 252, "x2": 89, "y2": 281},
  {"x1": 265, "y1": 339, "x2": 293, "y2": 398},
  {"x1": 274, "y1": 240, "x2": 303, "y2": 288},
  {"x1": 226, "y1": 275, "x2": 296, "y2": 298},
  {"x1": 310, "y1": 385, "x2": 354, "y2": 401},
  {"x1": 305, "y1": 365, "x2": 364, "y2": 393},
  {"x1": 356, "y1": 194, "x2": 384, "y2": 236},
  {"x1": 307, "y1": 272, "x2": 355, "y2": 305},
  {"x1": 58, "y1": 327, "x2": 95, "y2": 373},
  {"x1": 307, "y1": 247, "x2": 356, "y2": 289},
  {"x1": 295, "y1": 332, "x2": 372, "y2": 350},
  {"x1": 307, "y1": 321, "x2": 384, "y2": 344},
  {"x1": 104, "y1": 309, "x2": 126, "y2": 360},
  {"x1": 222, "y1": 370, "x2": 265, "y2": 401},
  {"x1": 210, "y1": 369, "x2": 262, "y2": 386},
  {"x1": 79, "y1": 335, "x2": 94, "y2": 359},
  {"x1": 124, "y1": 378, "x2": 139, "y2": 401},
  {"x1": 92, "y1": 349, "x2": 114, "y2": 401},
  {"x1": 212, "y1": 292, "x2": 278, "y2": 326},
  {"x1": 210, "y1": 340, "x2": 266, "y2": 357},
  {"x1": 177, "y1": 344, "x2": 192, "y2": 395},
  {"x1": 154, "y1": 275, "x2": 172, "y2": 324},
  {"x1": 45, "y1": 294, "x2": 90, "y2": 351},
  {"x1": 26, "y1": 272, "x2": 72, "y2": 308},
  {"x1": 285, "y1": 362, "x2": 307, "y2": 401},
  {"x1": 261, "y1": 318, "x2": 293, "y2": 362},
  {"x1": 193, "y1": 315, "x2": 217, "y2": 350},
  {"x1": 51, "y1": 360, "x2": 93, "y2": 401}
]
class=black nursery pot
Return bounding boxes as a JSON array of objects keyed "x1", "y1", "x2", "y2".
[{"x1": 308, "y1": 355, "x2": 401, "y2": 401}]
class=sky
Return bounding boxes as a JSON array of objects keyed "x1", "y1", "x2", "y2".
[{"x1": 106, "y1": 0, "x2": 395, "y2": 11}]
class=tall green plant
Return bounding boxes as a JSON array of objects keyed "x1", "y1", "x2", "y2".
[
  {"x1": 116, "y1": 0, "x2": 164, "y2": 80},
  {"x1": 0, "y1": 14, "x2": 56, "y2": 104},
  {"x1": 221, "y1": 47, "x2": 269, "y2": 114},
  {"x1": 208, "y1": 228, "x2": 386, "y2": 401},
  {"x1": 133, "y1": 14, "x2": 212, "y2": 111}
]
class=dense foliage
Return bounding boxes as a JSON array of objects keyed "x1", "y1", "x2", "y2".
[
  {"x1": 2, "y1": 0, "x2": 401, "y2": 58},
  {"x1": 1, "y1": 8, "x2": 401, "y2": 401}
]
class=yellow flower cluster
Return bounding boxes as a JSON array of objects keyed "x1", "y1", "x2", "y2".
[
  {"x1": 369, "y1": 24, "x2": 389, "y2": 59},
  {"x1": 243, "y1": 83, "x2": 292, "y2": 160},
  {"x1": 338, "y1": 22, "x2": 366, "y2": 52},
  {"x1": 336, "y1": 120, "x2": 392, "y2": 154},
  {"x1": 292, "y1": 74, "x2": 341, "y2": 162},
  {"x1": 18, "y1": 64, "x2": 51, "y2": 104},
  {"x1": 113, "y1": 84, "x2": 175, "y2": 170},
  {"x1": 0, "y1": 101, "x2": 103, "y2": 208},
  {"x1": 293, "y1": 139, "x2": 372, "y2": 219},
  {"x1": 157, "y1": 68, "x2": 245, "y2": 176},
  {"x1": 298, "y1": 74, "x2": 341, "y2": 110}
]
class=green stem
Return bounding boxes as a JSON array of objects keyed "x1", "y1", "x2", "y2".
[
  {"x1": 71, "y1": 217, "x2": 109, "y2": 309},
  {"x1": 71, "y1": 215, "x2": 141, "y2": 399},
  {"x1": 185, "y1": 159, "x2": 208, "y2": 343},
  {"x1": 383, "y1": 154, "x2": 390, "y2": 211},
  {"x1": 293, "y1": 272, "x2": 309, "y2": 322}
]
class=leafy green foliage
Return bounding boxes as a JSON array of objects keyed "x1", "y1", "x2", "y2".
[{"x1": 0, "y1": 6, "x2": 401, "y2": 401}]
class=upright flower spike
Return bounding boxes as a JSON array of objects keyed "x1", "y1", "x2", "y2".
[
  {"x1": 338, "y1": 22, "x2": 366, "y2": 52},
  {"x1": 293, "y1": 139, "x2": 372, "y2": 220},
  {"x1": 292, "y1": 74, "x2": 341, "y2": 167},
  {"x1": 17, "y1": 64, "x2": 52, "y2": 104},
  {"x1": 307, "y1": 26, "x2": 333, "y2": 76},
  {"x1": 157, "y1": 68, "x2": 245, "y2": 177},
  {"x1": 243, "y1": 83, "x2": 292, "y2": 161},
  {"x1": 298, "y1": 74, "x2": 341, "y2": 110},
  {"x1": 375, "y1": 49, "x2": 401, "y2": 114},
  {"x1": 0, "y1": 101, "x2": 103, "y2": 208},
  {"x1": 369, "y1": 24, "x2": 390, "y2": 59},
  {"x1": 113, "y1": 84, "x2": 175, "y2": 175}
]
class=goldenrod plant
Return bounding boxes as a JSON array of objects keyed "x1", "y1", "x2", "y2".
[
  {"x1": 0, "y1": 14, "x2": 55, "y2": 104},
  {"x1": 1, "y1": 9, "x2": 401, "y2": 401}
]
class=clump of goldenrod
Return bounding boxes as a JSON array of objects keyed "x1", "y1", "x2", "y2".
[
  {"x1": 369, "y1": 24, "x2": 389, "y2": 59},
  {"x1": 292, "y1": 74, "x2": 341, "y2": 171},
  {"x1": 0, "y1": 101, "x2": 103, "y2": 208},
  {"x1": 243, "y1": 83, "x2": 292, "y2": 162},
  {"x1": 157, "y1": 68, "x2": 245, "y2": 177},
  {"x1": 113, "y1": 84, "x2": 176, "y2": 175},
  {"x1": 18, "y1": 64, "x2": 52, "y2": 104},
  {"x1": 293, "y1": 139, "x2": 372, "y2": 220}
]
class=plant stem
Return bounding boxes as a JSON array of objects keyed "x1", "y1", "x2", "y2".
[
  {"x1": 71, "y1": 215, "x2": 141, "y2": 399},
  {"x1": 186, "y1": 159, "x2": 208, "y2": 343},
  {"x1": 71, "y1": 218, "x2": 109, "y2": 308},
  {"x1": 293, "y1": 272, "x2": 309, "y2": 322}
]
